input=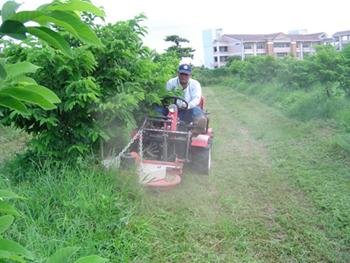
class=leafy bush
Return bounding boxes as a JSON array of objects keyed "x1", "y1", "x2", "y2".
[
  {"x1": 228, "y1": 59, "x2": 246, "y2": 78},
  {"x1": 0, "y1": 0, "x2": 105, "y2": 114},
  {"x1": 0, "y1": 15, "x2": 178, "y2": 161},
  {"x1": 277, "y1": 56, "x2": 315, "y2": 89},
  {"x1": 225, "y1": 55, "x2": 242, "y2": 67},
  {"x1": 243, "y1": 55, "x2": 278, "y2": 84},
  {"x1": 337, "y1": 45, "x2": 350, "y2": 97},
  {"x1": 308, "y1": 45, "x2": 342, "y2": 98},
  {"x1": 224, "y1": 45, "x2": 350, "y2": 98},
  {"x1": 193, "y1": 67, "x2": 231, "y2": 86}
]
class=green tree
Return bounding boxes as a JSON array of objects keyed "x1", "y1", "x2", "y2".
[
  {"x1": 0, "y1": 15, "x2": 178, "y2": 161},
  {"x1": 228, "y1": 59, "x2": 246, "y2": 78},
  {"x1": 338, "y1": 44, "x2": 350, "y2": 97},
  {"x1": 309, "y1": 44, "x2": 341, "y2": 98},
  {"x1": 276, "y1": 56, "x2": 315, "y2": 89},
  {"x1": 225, "y1": 55, "x2": 242, "y2": 67},
  {"x1": 164, "y1": 35, "x2": 195, "y2": 60},
  {"x1": 244, "y1": 55, "x2": 277, "y2": 83}
]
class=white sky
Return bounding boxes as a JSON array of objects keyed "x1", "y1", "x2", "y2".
[{"x1": 2, "y1": 0, "x2": 350, "y2": 65}]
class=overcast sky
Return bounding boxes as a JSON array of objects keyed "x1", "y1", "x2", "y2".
[{"x1": 2, "y1": 0, "x2": 350, "y2": 65}]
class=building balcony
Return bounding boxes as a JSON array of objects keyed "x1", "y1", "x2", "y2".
[
  {"x1": 214, "y1": 51, "x2": 229, "y2": 56},
  {"x1": 212, "y1": 61, "x2": 227, "y2": 68}
]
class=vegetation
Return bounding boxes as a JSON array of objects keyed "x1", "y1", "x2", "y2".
[
  {"x1": 1, "y1": 84, "x2": 349, "y2": 262},
  {"x1": 193, "y1": 45, "x2": 350, "y2": 153},
  {"x1": 164, "y1": 35, "x2": 195, "y2": 60},
  {"x1": 0, "y1": 0, "x2": 104, "y2": 115},
  {"x1": 1, "y1": 160, "x2": 140, "y2": 262},
  {"x1": 0, "y1": 11, "x2": 179, "y2": 162},
  {"x1": 0, "y1": 0, "x2": 349, "y2": 261}
]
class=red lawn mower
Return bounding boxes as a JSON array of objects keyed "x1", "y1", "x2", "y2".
[{"x1": 127, "y1": 95, "x2": 213, "y2": 189}]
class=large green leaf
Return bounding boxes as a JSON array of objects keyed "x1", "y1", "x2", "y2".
[
  {"x1": 5, "y1": 254, "x2": 26, "y2": 263},
  {"x1": 4, "y1": 62, "x2": 40, "y2": 81},
  {"x1": 0, "y1": 190, "x2": 22, "y2": 199},
  {"x1": 0, "y1": 93, "x2": 29, "y2": 114},
  {"x1": 0, "y1": 20, "x2": 27, "y2": 40},
  {"x1": 1, "y1": 87, "x2": 57, "y2": 110},
  {"x1": 46, "y1": 0, "x2": 105, "y2": 17},
  {"x1": 0, "y1": 215, "x2": 14, "y2": 234},
  {"x1": 46, "y1": 247, "x2": 79, "y2": 263},
  {"x1": 24, "y1": 85, "x2": 61, "y2": 104},
  {"x1": 26, "y1": 26, "x2": 73, "y2": 57},
  {"x1": 11, "y1": 76, "x2": 38, "y2": 85},
  {"x1": 0, "y1": 239, "x2": 33, "y2": 259},
  {"x1": 0, "y1": 64, "x2": 7, "y2": 80},
  {"x1": 1, "y1": 1, "x2": 22, "y2": 22},
  {"x1": 74, "y1": 255, "x2": 108, "y2": 263},
  {"x1": 0, "y1": 58, "x2": 7, "y2": 66},
  {"x1": 41, "y1": 11, "x2": 103, "y2": 46},
  {"x1": 0, "y1": 250, "x2": 12, "y2": 258},
  {"x1": 0, "y1": 202, "x2": 20, "y2": 216},
  {"x1": 9, "y1": 10, "x2": 47, "y2": 24},
  {"x1": 34, "y1": 12, "x2": 79, "y2": 38},
  {"x1": 36, "y1": 2, "x2": 51, "y2": 11}
]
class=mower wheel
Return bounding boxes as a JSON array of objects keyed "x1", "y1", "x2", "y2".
[{"x1": 191, "y1": 144, "x2": 212, "y2": 175}]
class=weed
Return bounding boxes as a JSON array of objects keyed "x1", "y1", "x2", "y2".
[{"x1": 0, "y1": 157, "x2": 145, "y2": 262}]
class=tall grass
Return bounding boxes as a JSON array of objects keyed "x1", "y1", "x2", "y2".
[
  {"x1": 223, "y1": 77, "x2": 350, "y2": 152},
  {"x1": 0, "y1": 158, "x2": 150, "y2": 262},
  {"x1": 193, "y1": 67, "x2": 231, "y2": 87}
]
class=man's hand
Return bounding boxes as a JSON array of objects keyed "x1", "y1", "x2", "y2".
[{"x1": 180, "y1": 101, "x2": 189, "y2": 110}]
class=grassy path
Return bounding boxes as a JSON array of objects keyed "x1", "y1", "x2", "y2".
[
  {"x1": 132, "y1": 85, "x2": 350, "y2": 262},
  {"x1": 1, "y1": 85, "x2": 348, "y2": 262}
]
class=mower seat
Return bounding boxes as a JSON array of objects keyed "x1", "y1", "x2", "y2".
[{"x1": 197, "y1": 96, "x2": 205, "y2": 109}]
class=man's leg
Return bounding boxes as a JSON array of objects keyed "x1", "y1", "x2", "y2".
[
  {"x1": 178, "y1": 109, "x2": 192, "y2": 122},
  {"x1": 192, "y1": 107, "x2": 207, "y2": 134},
  {"x1": 179, "y1": 107, "x2": 207, "y2": 134},
  {"x1": 153, "y1": 105, "x2": 168, "y2": 116}
]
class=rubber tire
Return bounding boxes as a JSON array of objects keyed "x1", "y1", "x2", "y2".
[{"x1": 191, "y1": 145, "x2": 212, "y2": 175}]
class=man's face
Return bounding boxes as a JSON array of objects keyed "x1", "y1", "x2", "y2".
[{"x1": 178, "y1": 72, "x2": 191, "y2": 85}]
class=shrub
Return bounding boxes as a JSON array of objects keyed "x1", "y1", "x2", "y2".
[
  {"x1": 276, "y1": 56, "x2": 315, "y2": 89},
  {"x1": 0, "y1": 15, "x2": 178, "y2": 162},
  {"x1": 192, "y1": 67, "x2": 231, "y2": 86},
  {"x1": 243, "y1": 55, "x2": 277, "y2": 84}
]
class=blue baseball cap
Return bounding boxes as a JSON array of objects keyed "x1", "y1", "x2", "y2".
[{"x1": 178, "y1": 64, "x2": 192, "y2": 75}]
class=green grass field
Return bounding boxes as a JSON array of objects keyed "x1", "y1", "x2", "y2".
[{"x1": 1, "y1": 84, "x2": 349, "y2": 262}]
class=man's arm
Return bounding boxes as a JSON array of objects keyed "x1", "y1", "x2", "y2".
[
  {"x1": 166, "y1": 77, "x2": 179, "y2": 91},
  {"x1": 187, "y1": 80, "x2": 201, "y2": 109}
]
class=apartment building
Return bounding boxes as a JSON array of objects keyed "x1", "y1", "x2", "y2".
[
  {"x1": 333, "y1": 30, "x2": 350, "y2": 51},
  {"x1": 202, "y1": 28, "x2": 334, "y2": 68}
]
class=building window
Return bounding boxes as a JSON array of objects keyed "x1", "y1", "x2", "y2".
[
  {"x1": 274, "y1": 43, "x2": 290, "y2": 48},
  {"x1": 214, "y1": 47, "x2": 217, "y2": 52},
  {"x1": 214, "y1": 57, "x2": 218, "y2": 62},
  {"x1": 244, "y1": 44, "x2": 252, "y2": 50},
  {"x1": 219, "y1": 46, "x2": 228, "y2": 52},
  {"x1": 257, "y1": 44, "x2": 265, "y2": 49},
  {"x1": 276, "y1": 52, "x2": 288, "y2": 58},
  {"x1": 220, "y1": 56, "x2": 228, "y2": 62},
  {"x1": 303, "y1": 43, "x2": 309, "y2": 48}
]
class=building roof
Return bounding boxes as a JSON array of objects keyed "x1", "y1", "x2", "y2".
[
  {"x1": 332, "y1": 30, "x2": 350, "y2": 36},
  {"x1": 223, "y1": 32, "x2": 328, "y2": 42},
  {"x1": 223, "y1": 33, "x2": 282, "y2": 42},
  {"x1": 288, "y1": 32, "x2": 328, "y2": 41}
]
